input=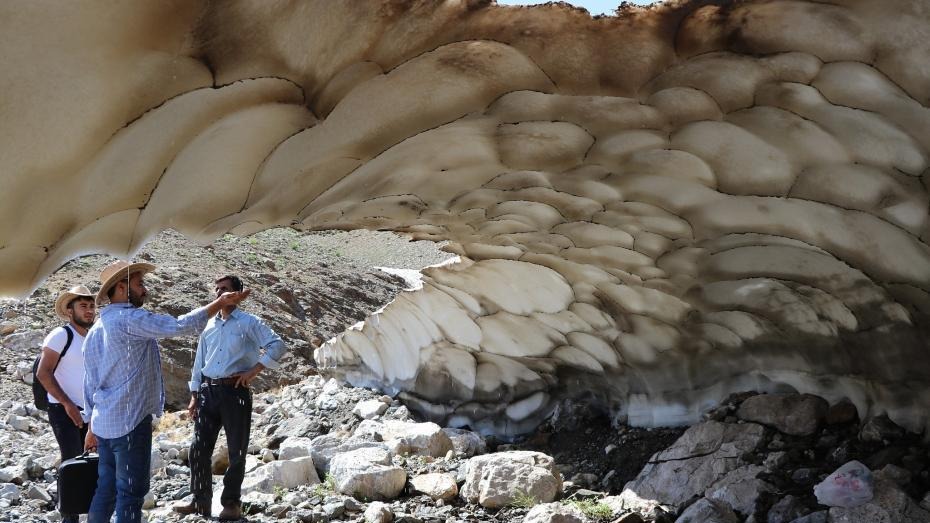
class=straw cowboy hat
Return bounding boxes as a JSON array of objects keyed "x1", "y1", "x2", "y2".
[
  {"x1": 54, "y1": 285, "x2": 96, "y2": 321},
  {"x1": 96, "y1": 260, "x2": 156, "y2": 305}
]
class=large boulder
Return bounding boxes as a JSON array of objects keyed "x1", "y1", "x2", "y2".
[
  {"x1": 369, "y1": 420, "x2": 454, "y2": 458},
  {"x1": 329, "y1": 446, "x2": 406, "y2": 501},
  {"x1": 278, "y1": 437, "x2": 312, "y2": 460},
  {"x1": 2, "y1": 330, "x2": 43, "y2": 353},
  {"x1": 308, "y1": 432, "x2": 387, "y2": 473},
  {"x1": 241, "y1": 456, "x2": 320, "y2": 494},
  {"x1": 354, "y1": 399, "x2": 389, "y2": 420},
  {"x1": 736, "y1": 394, "x2": 828, "y2": 436},
  {"x1": 460, "y1": 451, "x2": 562, "y2": 509},
  {"x1": 621, "y1": 421, "x2": 766, "y2": 511},
  {"x1": 442, "y1": 428, "x2": 487, "y2": 457},
  {"x1": 409, "y1": 472, "x2": 458, "y2": 501}
]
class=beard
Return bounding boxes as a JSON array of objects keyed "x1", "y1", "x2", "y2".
[
  {"x1": 128, "y1": 288, "x2": 145, "y2": 307},
  {"x1": 73, "y1": 316, "x2": 94, "y2": 329}
]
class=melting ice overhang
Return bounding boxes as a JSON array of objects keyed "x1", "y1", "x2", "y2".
[{"x1": 3, "y1": 0, "x2": 930, "y2": 435}]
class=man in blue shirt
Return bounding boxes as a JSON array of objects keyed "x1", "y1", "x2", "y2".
[
  {"x1": 174, "y1": 274, "x2": 287, "y2": 520},
  {"x1": 82, "y1": 261, "x2": 249, "y2": 523}
]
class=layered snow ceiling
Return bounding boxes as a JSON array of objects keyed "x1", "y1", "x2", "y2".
[{"x1": 3, "y1": 0, "x2": 929, "y2": 435}]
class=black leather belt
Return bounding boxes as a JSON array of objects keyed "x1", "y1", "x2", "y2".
[{"x1": 202, "y1": 376, "x2": 239, "y2": 386}]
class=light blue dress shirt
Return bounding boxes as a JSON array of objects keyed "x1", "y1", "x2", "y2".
[
  {"x1": 188, "y1": 308, "x2": 287, "y2": 391},
  {"x1": 83, "y1": 303, "x2": 208, "y2": 439}
]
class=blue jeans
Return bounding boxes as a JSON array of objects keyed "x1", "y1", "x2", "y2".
[{"x1": 88, "y1": 416, "x2": 152, "y2": 523}]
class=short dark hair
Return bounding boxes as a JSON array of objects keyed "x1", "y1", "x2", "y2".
[
  {"x1": 215, "y1": 275, "x2": 243, "y2": 292},
  {"x1": 106, "y1": 285, "x2": 118, "y2": 300},
  {"x1": 68, "y1": 296, "x2": 94, "y2": 310}
]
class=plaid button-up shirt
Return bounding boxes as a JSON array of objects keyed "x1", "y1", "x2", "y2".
[{"x1": 83, "y1": 303, "x2": 208, "y2": 439}]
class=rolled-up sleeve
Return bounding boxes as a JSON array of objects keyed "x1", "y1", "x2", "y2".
[
  {"x1": 128, "y1": 307, "x2": 208, "y2": 339},
  {"x1": 249, "y1": 316, "x2": 287, "y2": 370},
  {"x1": 189, "y1": 331, "x2": 206, "y2": 392}
]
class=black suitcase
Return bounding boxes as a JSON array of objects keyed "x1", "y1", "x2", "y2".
[{"x1": 57, "y1": 452, "x2": 98, "y2": 514}]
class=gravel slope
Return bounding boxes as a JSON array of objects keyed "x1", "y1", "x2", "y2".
[{"x1": 0, "y1": 228, "x2": 453, "y2": 408}]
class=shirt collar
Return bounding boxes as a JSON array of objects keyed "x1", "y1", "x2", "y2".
[
  {"x1": 102, "y1": 303, "x2": 136, "y2": 314},
  {"x1": 215, "y1": 308, "x2": 242, "y2": 321}
]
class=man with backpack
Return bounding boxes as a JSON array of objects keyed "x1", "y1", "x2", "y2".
[{"x1": 35, "y1": 284, "x2": 96, "y2": 523}]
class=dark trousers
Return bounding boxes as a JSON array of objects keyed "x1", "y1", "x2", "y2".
[
  {"x1": 189, "y1": 384, "x2": 252, "y2": 507},
  {"x1": 48, "y1": 403, "x2": 89, "y2": 523}
]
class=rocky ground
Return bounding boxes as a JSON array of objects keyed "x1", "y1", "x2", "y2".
[{"x1": 2, "y1": 229, "x2": 930, "y2": 523}]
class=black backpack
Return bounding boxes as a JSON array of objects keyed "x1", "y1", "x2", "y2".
[{"x1": 32, "y1": 325, "x2": 74, "y2": 411}]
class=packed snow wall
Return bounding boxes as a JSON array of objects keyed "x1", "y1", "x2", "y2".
[{"x1": 3, "y1": 0, "x2": 929, "y2": 435}]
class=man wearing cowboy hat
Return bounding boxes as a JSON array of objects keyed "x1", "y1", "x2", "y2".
[
  {"x1": 82, "y1": 260, "x2": 250, "y2": 523},
  {"x1": 36, "y1": 285, "x2": 96, "y2": 523}
]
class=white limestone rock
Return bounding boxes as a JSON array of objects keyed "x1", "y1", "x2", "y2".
[
  {"x1": 364, "y1": 501, "x2": 394, "y2": 523},
  {"x1": 25, "y1": 484, "x2": 51, "y2": 502},
  {"x1": 6, "y1": 415, "x2": 31, "y2": 432},
  {"x1": 381, "y1": 420, "x2": 453, "y2": 458},
  {"x1": 409, "y1": 472, "x2": 458, "y2": 501},
  {"x1": 354, "y1": 399, "x2": 388, "y2": 420},
  {"x1": 460, "y1": 451, "x2": 562, "y2": 509},
  {"x1": 278, "y1": 437, "x2": 312, "y2": 461},
  {"x1": 0, "y1": 465, "x2": 28, "y2": 485},
  {"x1": 241, "y1": 456, "x2": 320, "y2": 494},
  {"x1": 20, "y1": 369, "x2": 33, "y2": 384},
  {"x1": 3, "y1": 331, "x2": 44, "y2": 353},
  {"x1": 329, "y1": 447, "x2": 406, "y2": 501},
  {"x1": 308, "y1": 432, "x2": 387, "y2": 473},
  {"x1": 150, "y1": 448, "x2": 166, "y2": 472},
  {"x1": 0, "y1": 483, "x2": 20, "y2": 501}
]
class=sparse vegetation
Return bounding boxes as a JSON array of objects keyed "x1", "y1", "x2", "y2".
[
  {"x1": 311, "y1": 474, "x2": 336, "y2": 497},
  {"x1": 564, "y1": 499, "x2": 614, "y2": 521},
  {"x1": 510, "y1": 490, "x2": 538, "y2": 508},
  {"x1": 154, "y1": 411, "x2": 185, "y2": 434}
]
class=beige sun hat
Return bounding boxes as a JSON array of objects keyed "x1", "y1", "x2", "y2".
[
  {"x1": 96, "y1": 260, "x2": 156, "y2": 305},
  {"x1": 54, "y1": 285, "x2": 96, "y2": 321}
]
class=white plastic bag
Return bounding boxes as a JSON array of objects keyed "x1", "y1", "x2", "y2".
[{"x1": 813, "y1": 460, "x2": 874, "y2": 508}]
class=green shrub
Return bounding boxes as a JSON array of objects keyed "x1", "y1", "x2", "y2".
[
  {"x1": 311, "y1": 474, "x2": 336, "y2": 497},
  {"x1": 564, "y1": 499, "x2": 613, "y2": 521},
  {"x1": 510, "y1": 490, "x2": 538, "y2": 508}
]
